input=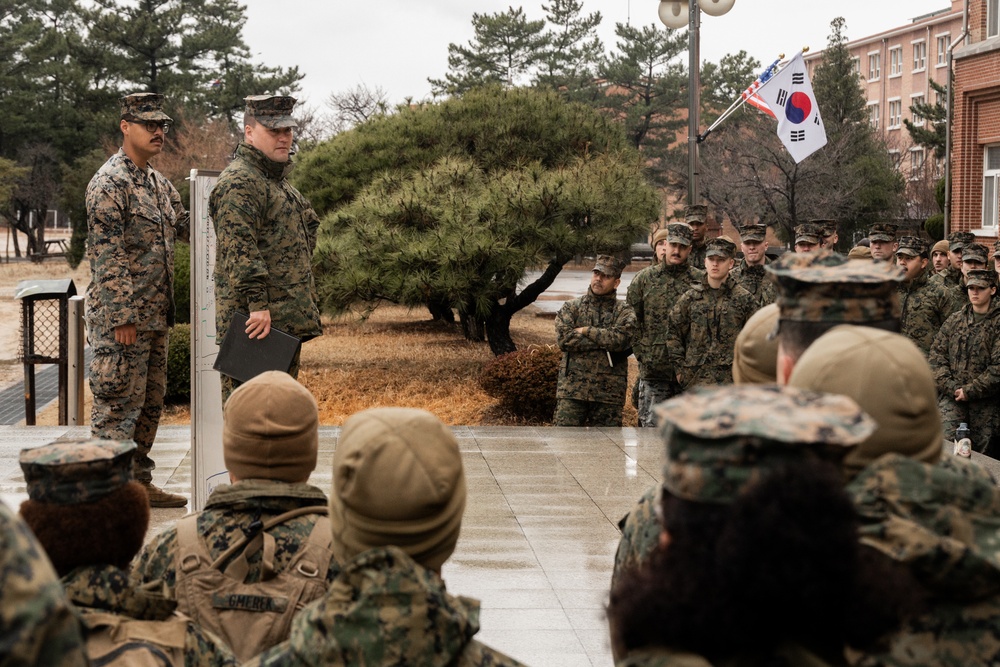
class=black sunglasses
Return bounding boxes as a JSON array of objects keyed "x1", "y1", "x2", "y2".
[{"x1": 126, "y1": 119, "x2": 171, "y2": 134}]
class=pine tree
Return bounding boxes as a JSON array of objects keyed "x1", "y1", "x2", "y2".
[
  {"x1": 904, "y1": 79, "x2": 947, "y2": 159},
  {"x1": 536, "y1": 0, "x2": 603, "y2": 93}
]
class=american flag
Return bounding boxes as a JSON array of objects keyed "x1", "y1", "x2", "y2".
[{"x1": 740, "y1": 58, "x2": 782, "y2": 119}]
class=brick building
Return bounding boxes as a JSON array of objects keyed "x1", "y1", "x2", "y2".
[{"x1": 951, "y1": 0, "x2": 1000, "y2": 244}]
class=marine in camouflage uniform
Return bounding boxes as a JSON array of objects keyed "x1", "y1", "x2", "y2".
[
  {"x1": 845, "y1": 454, "x2": 1000, "y2": 667},
  {"x1": 627, "y1": 223, "x2": 704, "y2": 427},
  {"x1": 684, "y1": 204, "x2": 710, "y2": 269},
  {"x1": 666, "y1": 237, "x2": 756, "y2": 389},
  {"x1": 18, "y1": 439, "x2": 237, "y2": 666},
  {"x1": 938, "y1": 231, "x2": 975, "y2": 287},
  {"x1": 247, "y1": 546, "x2": 526, "y2": 667},
  {"x1": 792, "y1": 222, "x2": 823, "y2": 253},
  {"x1": 609, "y1": 384, "x2": 876, "y2": 665},
  {"x1": 868, "y1": 223, "x2": 898, "y2": 262},
  {"x1": 0, "y1": 500, "x2": 87, "y2": 666},
  {"x1": 210, "y1": 95, "x2": 323, "y2": 403},
  {"x1": 85, "y1": 92, "x2": 188, "y2": 507},
  {"x1": 928, "y1": 269, "x2": 1000, "y2": 449},
  {"x1": 554, "y1": 255, "x2": 636, "y2": 427},
  {"x1": 894, "y1": 236, "x2": 962, "y2": 355},
  {"x1": 729, "y1": 223, "x2": 776, "y2": 309}
]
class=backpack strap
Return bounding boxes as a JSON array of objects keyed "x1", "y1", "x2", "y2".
[
  {"x1": 286, "y1": 516, "x2": 333, "y2": 581},
  {"x1": 176, "y1": 514, "x2": 212, "y2": 575},
  {"x1": 209, "y1": 505, "x2": 329, "y2": 583}
]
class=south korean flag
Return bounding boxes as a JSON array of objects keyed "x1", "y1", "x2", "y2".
[{"x1": 758, "y1": 51, "x2": 827, "y2": 163}]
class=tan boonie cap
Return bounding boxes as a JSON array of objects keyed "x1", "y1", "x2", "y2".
[
  {"x1": 594, "y1": 254, "x2": 626, "y2": 278},
  {"x1": 868, "y1": 223, "x2": 896, "y2": 243},
  {"x1": 20, "y1": 439, "x2": 136, "y2": 505},
  {"x1": 965, "y1": 269, "x2": 996, "y2": 289},
  {"x1": 120, "y1": 92, "x2": 171, "y2": 122},
  {"x1": 739, "y1": 224, "x2": 767, "y2": 243},
  {"x1": 962, "y1": 243, "x2": 989, "y2": 264},
  {"x1": 684, "y1": 204, "x2": 708, "y2": 224},
  {"x1": 245, "y1": 95, "x2": 298, "y2": 129},
  {"x1": 705, "y1": 236, "x2": 736, "y2": 259},
  {"x1": 655, "y1": 385, "x2": 874, "y2": 504},
  {"x1": 895, "y1": 236, "x2": 926, "y2": 257},
  {"x1": 732, "y1": 303, "x2": 780, "y2": 385},
  {"x1": 666, "y1": 222, "x2": 694, "y2": 246},
  {"x1": 794, "y1": 223, "x2": 823, "y2": 246},
  {"x1": 847, "y1": 246, "x2": 872, "y2": 261},
  {"x1": 948, "y1": 230, "x2": 975, "y2": 252},
  {"x1": 766, "y1": 249, "x2": 904, "y2": 325}
]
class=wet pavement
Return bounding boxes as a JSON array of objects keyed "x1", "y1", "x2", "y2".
[{"x1": 0, "y1": 423, "x2": 663, "y2": 667}]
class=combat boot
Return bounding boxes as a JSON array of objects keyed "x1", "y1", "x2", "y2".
[{"x1": 142, "y1": 481, "x2": 188, "y2": 508}]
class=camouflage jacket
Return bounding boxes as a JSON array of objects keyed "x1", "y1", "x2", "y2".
[
  {"x1": 63, "y1": 564, "x2": 237, "y2": 666},
  {"x1": 928, "y1": 304, "x2": 1000, "y2": 400},
  {"x1": 689, "y1": 242, "x2": 708, "y2": 272},
  {"x1": 555, "y1": 288, "x2": 636, "y2": 404},
  {"x1": 85, "y1": 148, "x2": 189, "y2": 332},
  {"x1": 730, "y1": 259, "x2": 776, "y2": 310},
  {"x1": 617, "y1": 645, "x2": 835, "y2": 667},
  {"x1": 626, "y1": 261, "x2": 705, "y2": 380},
  {"x1": 845, "y1": 454, "x2": 1000, "y2": 667},
  {"x1": 210, "y1": 142, "x2": 323, "y2": 342},
  {"x1": 131, "y1": 480, "x2": 336, "y2": 591},
  {"x1": 246, "y1": 546, "x2": 528, "y2": 667},
  {"x1": 611, "y1": 485, "x2": 659, "y2": 597},
  {"x1": 937, "y1": 265, "x2": 964, "y2": 288},
  {"x1": 897, "y1": 269, "x2": 962, "y2": 355},
  {"x1": 0, "y1": 501, "x2": 87, "y2": 666},
  {"x1": 666, "y1": 276, "x2": 757, "y2": 389}
]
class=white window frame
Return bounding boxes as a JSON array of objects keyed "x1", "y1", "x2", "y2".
[
  {"x1": 868, "y1": 101, "x2": 880, "y2": 130},
  {"x1": 936, "y1": 33, "x2": 949, "y2": 67},
  {"x1": 990, "y1": 0, "x2": 1000, "y2": 39},
  {"x1": 983, "y1": 145, "x2": 1000, "y2": 230},
  {"x1": 851, "y1": 56, "x2": 861, "y2": 79},
  {"x1": 910, "y1": 148, "x2": 925, "y2": 181},
  {"x1": 888, "y1": 98, "x2": 903, "y2": 129},
  {"x1": 868, "y1": 51, "x2": 881, "y2": 81},
  {"x1": 888, "y1": 149, "x2": 902, "y2": 170},
  {"x1": 910, "y1": 93, "x2": 926, "y2": 127},
  {"x1": 889, "y1": 46, "x2": 903, "y2": 77},
  {"x1": 912, "y1": 39, "x2": 927, "y2": 72}
]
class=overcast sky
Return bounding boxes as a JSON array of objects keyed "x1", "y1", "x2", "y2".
[{"x1": 241, "y1": 0, "x2": 952, "y2": 113}]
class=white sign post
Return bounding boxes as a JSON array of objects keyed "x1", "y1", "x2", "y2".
[{"x1": 189, "y1": 169, "x2": 227, "y2": 510}]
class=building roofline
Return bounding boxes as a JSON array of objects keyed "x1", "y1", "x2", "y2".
[{"x1": 805, "y1": 7, "x2": 962, "y2": 61}]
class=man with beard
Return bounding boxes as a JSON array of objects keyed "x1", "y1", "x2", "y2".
[
  {"x1": 730, "y1": 223, "x2": 775, "y2": 309},
  {"x1": 553, "y1": 255, "x2": 636, "y2": 427},
  {"x1": 627, "y1": 224, "x2": 704, "y2": 427}
]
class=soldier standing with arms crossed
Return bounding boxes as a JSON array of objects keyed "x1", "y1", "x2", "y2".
[
  {"x1": 86, "y1": 92, "x2": 188, "y2": 508},
  {"x1": 210, "y1": 95, "x2": 323, "y2": 404}
]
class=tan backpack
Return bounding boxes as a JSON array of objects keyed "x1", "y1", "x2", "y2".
[
  {"x1": 172, "y1": 506, "x2": 333, "y2": 661},
  {"x1": 81, "y1": 611, "x2": 187, "y2": 667}
]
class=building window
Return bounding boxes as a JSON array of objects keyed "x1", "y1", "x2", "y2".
[
  {"x1": 912, "y1": 40, "x2": 927, "y2": 71},
  {"x1": 889, "y1": 46, "x2": 903, "y2": 76},
  {"x1": 990, "y1": 0, "x2": 999, "y2": 39},
  {"x1": 868, "y1": 102, "x2": 880, "y2": 130},
  {"x1": 851, "y1": 56, "x2": 861, "y2": 79},
  {"x1": 889, "y1": 150, "x2": 902, "y2": 170},
  {"x1": 911, "y1": 94, "x2": 925, "y2": 126},
  {"x1": 936, "y1": 34, "x2": 949, "y2": 66},
  {"x1": 889, "y1": 99, "x2": 902, "y2": 129},
  {"x1": 983, "y1": 146, "x2": 1000, "y2": 229},
  {"x1": 868, "y1": 52, "x2": 881, "y2": 81},
  {"x1": 910, "y1": 148, "x2": 925, "y2": 180}
]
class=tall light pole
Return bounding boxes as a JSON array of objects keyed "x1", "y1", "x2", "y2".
[{"x1": 658, "y1": 0, "x2": 736, "y2": 207}]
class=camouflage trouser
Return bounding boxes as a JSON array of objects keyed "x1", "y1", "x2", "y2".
[
  {"x1": 939, "y1": 395, "x2": 998, "y2": 454},
  {"x1": 637, "y1": 378, "x2": 681, "y2": 427},
  {"x1": 219, "y1": 347, "x2": 301, "y2": 407},
  {"x1": 89, "y1": 327, "x2": 167, "y2": 483},
  {"x1": 553, "y1": 399, "x2": 623, "y2": 427}
]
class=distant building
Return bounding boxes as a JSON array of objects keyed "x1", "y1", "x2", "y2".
[
  {"x1": 951, "y1": 0, "x2": 1000, "y2": 244},
  {"x1": 804, "y1": 1, "x2": 965, "y2": 220}
]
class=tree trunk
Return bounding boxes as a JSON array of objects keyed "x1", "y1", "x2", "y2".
[
  {"x1": 426, "y1": 297, "x2": 455, "y2": 323},
  {"x1": 459, "y1": 310, "x2": 485, "y2": 342},
  {"x1": 484, "y1": 306, "x2": 516, "y2": 356}
]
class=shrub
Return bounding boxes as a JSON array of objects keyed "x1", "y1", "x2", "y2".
[
  {"x1": 924, "y1": 213, "x2": 944, "y2": 241},
  {"x1": 479, "y1": 345, "x2": 561, "y2": 422},
  {"x1": 165, "y1": 323, "x2": 190, "y2": 404},
  {"x1": 173, "y1": 241, "x2": 190, "y2": 324}
]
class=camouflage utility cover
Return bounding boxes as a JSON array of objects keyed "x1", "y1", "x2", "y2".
[
  {"x1": 794, "y1": 223, "x2": 823, "y2": 245},
  {"x1": 738, "y1": 224, "x2": 767, "y2": 242},
  {"x1": 948, "y1": 230, "x2": 976, "y2": 251},
  {"x1": 767, "y1": 249, "x2": 904, "y2": 324},
  {"x1": 869, "y1": 223, "x2": 897, "y2": 242},
  {"x1": 962, "y1": 243, "x2": 989, "y2": 264},
  {"x1": 666, "y1": 222, "x2": 693, "y2": 246},
  {"x1": 120, "y1": 92, "x2": 171, "y2": 121},
  {"x1": 895, "y1": 236, "x2": 926, "y2": 257},
  {"x1": 20, "y1": 440, "x2": 135, "y2": 505},
  {"x1": 594, "y1": 254, "x2": 626, "y2": 278},
  {"x1": 966, "y1": 269, "x2": 996, "y2": 289},
  {"x1": 655, "y1": 384, "x2": 875, "y2": 504},
  {"x1": 704, "y1": 236, "x2": 736, "y2": 258},
  {"x1": 684, "y1": 204, "x2": 707, "y2": 223},
  {"x1": 245, "y1": 95, "x2": 298, "y2": 129},
  {"x1": 248, "y1": 546, "x2": 526, "y2": 667}
]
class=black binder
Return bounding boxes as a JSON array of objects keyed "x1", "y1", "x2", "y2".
[{"x1": 213, "y1": 312, "x2": 301, "y2": 382}]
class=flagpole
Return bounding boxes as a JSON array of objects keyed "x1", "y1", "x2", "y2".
[{"x1": 687, "y1": 0, "x2": 701, "y2": 206}]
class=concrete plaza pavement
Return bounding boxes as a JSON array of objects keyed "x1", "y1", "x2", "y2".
[{"x1": 0, "y1": 423, "x2": 665, "y2": 667}]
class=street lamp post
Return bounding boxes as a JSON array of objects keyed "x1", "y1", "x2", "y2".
[{"x1": 658, "y1": 0, "x2": 736, "y2": 207}]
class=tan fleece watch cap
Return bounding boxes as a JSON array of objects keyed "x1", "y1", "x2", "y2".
[
  {"x1": 733, "y1": 303, "x2": 780, "y2": 385},
  {"x1": 787, "y1": 325, "x2": 942, "y2": 477},
  {"x1": 223, "y1": 371, "x2": 319, "y2": 483},
  {"x1": 330, "y1": 407, "x2": 466, "y2": 571}
]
